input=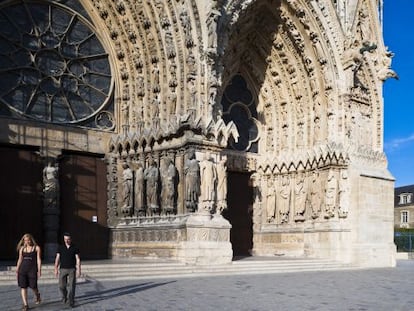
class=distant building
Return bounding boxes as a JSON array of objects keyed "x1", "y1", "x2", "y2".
[{"x1": 395, "y1": 185, "x2": 414, "y2": 229}]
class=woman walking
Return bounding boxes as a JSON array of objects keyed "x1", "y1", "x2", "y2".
[{"x1": 16, "y1": 233, "x2": 42, "y2": 310}]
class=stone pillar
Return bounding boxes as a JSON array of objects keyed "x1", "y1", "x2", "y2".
[
  {"x1": 107, "y1": 154, "x2": 119, "y2": 226},
  {"x1": 176, "y1": 149, "x2": 185, "y2": 215}
]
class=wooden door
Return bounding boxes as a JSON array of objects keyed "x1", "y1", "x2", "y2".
[
  {"x1": 0, "y1": 146, "x2": 43, "y2": 260},
  {"x1": 59, "y1": 152, "x2": 109, "y2": 259},
  {"x1": 223, "y1": 172, "x2": 253, "y2": 257}
]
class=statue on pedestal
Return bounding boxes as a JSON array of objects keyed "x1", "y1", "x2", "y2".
[
  {"x1": 121, "y1": 163, "x2": 133, "y2": 216},
  {"x1": 184, "y1": 149, "x2": 200, "y2": 212},
  {"x1": 200, "y1": 155, "x2": 217, "y2": 213},
  {"x1": 215, "y1": 158, "x2": 227, "y2": 215},
  {"x1": 144, "y1": 159, "x2": 160, "y2": 216},
  {"x1": 161, "y1": 157, "x2": 176, "y2": 215},
  {"x1": 43, "y1": 161, "x2": 59, "y2": 209}
]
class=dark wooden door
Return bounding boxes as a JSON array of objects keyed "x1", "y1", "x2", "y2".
[
  {"x1": 0, "y1": 146, "x2": 43, "y2": 260},
  {"x1": 223, "y1": 172, "x2": 253, "y2": 257},
  {"x1": 59, "y1": 153, "x2": 109, "y2": 259}
]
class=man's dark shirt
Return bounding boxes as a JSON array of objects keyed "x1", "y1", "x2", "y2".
[{"x1": 57, "y1": 244, "x2": 80, "y2": 269}]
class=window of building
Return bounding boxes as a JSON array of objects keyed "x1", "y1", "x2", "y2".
[
  {"x1": 399, "y1": 193, "x2": 413, "y2": 205},
  {"x1": 0, "y1": 0, "x2": 114, "y2": 129},
  {"x1": 401, "y1": 211, "x2": 409, "y2": 224},
  {"x1": 221, "y1": 74, "x2": 259, "y2": 152}
]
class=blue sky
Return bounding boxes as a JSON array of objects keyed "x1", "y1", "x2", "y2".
[{"x1": 383, "y1": 0, "x2": 414, "y2": 187}]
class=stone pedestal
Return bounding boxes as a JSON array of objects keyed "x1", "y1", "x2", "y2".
[
  {"x1": 43, "y1": 243, "x2": 58, "y2": 262},
  {"x1": 177, "y1": 213, "x2": 232, "y2": 265},
  {"x1": 110, "y1": 213, "x2": 233, "y2": 265},
  {"x1": 43, "y1": 207, "x2": 60, "y2": 261}
]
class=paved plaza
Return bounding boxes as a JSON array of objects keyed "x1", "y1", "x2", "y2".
[{"x1": 2, "y1": 260, "x2": 414, "y2": 311}]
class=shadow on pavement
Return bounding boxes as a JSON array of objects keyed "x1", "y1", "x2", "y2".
[{"x1": 75, "y1": 279, "x2": 176, "y2": 307}]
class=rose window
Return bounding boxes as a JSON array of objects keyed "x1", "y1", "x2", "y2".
[{"x1": 0, "y1": 0, "x2": 114, "y2": 129}]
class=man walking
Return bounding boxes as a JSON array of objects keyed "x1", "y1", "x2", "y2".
[{"x1": 54, "y1": 232, "x2": 81, "y2": 308}]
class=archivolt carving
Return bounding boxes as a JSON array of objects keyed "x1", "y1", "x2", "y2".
[
  {"x1": 220, "y1": 0, "x2": 393, "y2": 160},
  {"x1": 90, "y1": 0, "x2": 227, "y2": 139},
  {"x1": 222, "y1": 1, "x2": 342, "y2": 157}
]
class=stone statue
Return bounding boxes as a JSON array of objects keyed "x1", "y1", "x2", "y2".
[
  {"x1": 186, "y1": 52, "x2": 196, "y2": 81},
  {"x1": 134, "y1": 162, "x2": 145, "y2": 216},
  {"x1": 164, "y1": 29, "x2": 176, "y2": 59},
  {"x1": 325, "y1": 170, "x2": 338, "y2": 218},
  {"x1": 184, "y1": 149, "x2": 200, "y2": 212},
  {"x1": 215, "y1": 158, "x2": 227, "y2": 214},
  {"x1": 357, "y1": 8, "x2": 371, "y2": 45},
  {"x1": 278, "y1": 175, "x2": 291, "y2": 224},
  {"x1": 168, "y1": 87, "x2": 177, "y2": 115},
  {"x1": 207, "y1": 2, "x2": 221, "y2": 52},
  {"x1": 160, "y1": 157, "x2": 176, "y2": 215},
  {"x1": 151, "y1": 95, "x2": 160, "y2": 118},
  {"x1": 266, "y1": 177, "x2": 276, "y2": 223},
  {"x1": 296, "y1": 122, "x2": 304, "y2": 148},
  {"x1": 351, "y1": 57, "x2": 368, "y2": 92},
  {"x1": 179, "y1": 6, "x2": 193, "y2": 47},
  {"x1": 314, "y1": 117, "x2": 322, "y2": 143},
  {"x1": 200, "y1": 155, "x2": 217, "y2": 212},
  {"x1": 144, "y1": 159, "x2": 160, "y2": 216},
  {"x1": 309, "y1": 170, "x2": 322, "y2": 219},
  {"x1": 281, "y1": 125, "x2": 288, "y2": 150},
  {"x1": 121, "y1": 163, "x2": 133, "y2": 215},
  {"x1": 43, "y1": 161, "x2": 59, "y2": 208},
  {"x1": 294, "y1": 173, "x2": 306, "y2": 221},
  {"x1": 137, "y1": 75, "x2": 145, "y2": 97}
]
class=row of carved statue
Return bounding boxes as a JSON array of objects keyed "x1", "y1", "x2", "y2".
[
  {"x1": 119, "y1": 149, "x2": 228, "y2": 217},
  {"x1": 42, "y1": 152, "x2": 349, "y2": 225},
  {"x1": 260, "y1": 168, "x2": 349, "y2": 224}
]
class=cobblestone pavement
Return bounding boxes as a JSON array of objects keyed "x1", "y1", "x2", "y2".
[{"x1": 2, "y1": 260, "x2": 414, "y2": 311}]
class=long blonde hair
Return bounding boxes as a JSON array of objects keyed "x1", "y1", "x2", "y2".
[{"x1": 16, "y1": 233, "x2": 37, "y2": 253}]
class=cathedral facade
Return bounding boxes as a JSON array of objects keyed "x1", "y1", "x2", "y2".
[{"x1": 0, "y1": 0, "x2": 396, "y2": 267}]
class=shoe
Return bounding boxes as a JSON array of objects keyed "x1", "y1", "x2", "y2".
[
  {"x1": 22, "y1": 305, "x2": 28, "y2": 311},
  {"x1": 35, "y1": 292, "x2": 41, "y2": 304},
  {"x1": 62, "y1": 297, "x2": 67, "y2": 304},
  {"x1": 69, "y1": 301, "x2": 75, "y2": 308}
]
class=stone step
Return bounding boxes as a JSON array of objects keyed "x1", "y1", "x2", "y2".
[
  {"x1": 82, "y1": 263, "x2": 353, "y2": 279},
  {"x1": 0, "y1": 258, "x2": 358, "y2": 285}
]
